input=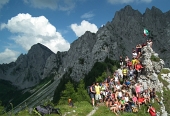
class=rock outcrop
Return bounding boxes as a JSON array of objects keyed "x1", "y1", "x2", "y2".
[{"x1": 137, "y1": 44, "x2": 169, "y2": 116}]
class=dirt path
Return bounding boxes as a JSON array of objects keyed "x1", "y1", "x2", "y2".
[{"x1": 86, "y1": 107, "x2": 98, "y2": 116}]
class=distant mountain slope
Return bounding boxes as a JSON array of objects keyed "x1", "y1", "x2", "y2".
[{"x1": 0, "y1": 43, "x2": 54, "y2": 89}]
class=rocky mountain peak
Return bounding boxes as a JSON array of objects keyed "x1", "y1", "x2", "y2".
[
  {"x1": 27, "y1": 43, "x2": 53, "y2": 55},
  {"x1": 151, "y1": 6, "x2": 163, "y2": 14},
  {"x1": 113, "y1": 5, "x2": 142, "y2": 23},
  {"x1": 0, "y1": 43, "x2": 54, "y2": 89},
  {"x1": 144, "y1": 6, "x2": 163, "y2": 20}
]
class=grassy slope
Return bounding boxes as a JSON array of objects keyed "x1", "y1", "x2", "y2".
[
  {"x1": 158, "y1": 69, "x2": 170, "y2": 114},
  {"x1": 0, "y1": 73, "x2": 54, "y2": 112},
  {"x1": 0, "y1": 79, "x2": 32, "y2": 111},
  {"x1": 2, "y1": 101, "x2": 92, "y2": 116},
  {"x1": 3, "y1": 100, "x2": 155, "y2": 116}
]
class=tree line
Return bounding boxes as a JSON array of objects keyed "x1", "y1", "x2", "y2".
[{"x1": 53, "y1": 57, "x2": 119, "y2": 105}]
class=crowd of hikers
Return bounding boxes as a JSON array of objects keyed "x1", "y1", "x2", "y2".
[{"x1": 88, "y1": 39, "x2": 161, "y2": 116}]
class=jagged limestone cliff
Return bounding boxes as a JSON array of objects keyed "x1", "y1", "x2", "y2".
[{"x1": 53, "y1": 5, "x2": 170, "y2": 82}]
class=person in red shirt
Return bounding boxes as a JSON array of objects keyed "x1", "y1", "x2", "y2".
[
  {"x1": 127, "y1": 60, "x2": 132, "y2": 69},
  {"x1": 135, "y1": 62, "x2": 143, "y2": 80},
  {"x1": 147, "y1": 104, "x2": 156, "y2": 116},
  {"x1": 137, "y1": 95, "x2": 146, "y2": 109}
]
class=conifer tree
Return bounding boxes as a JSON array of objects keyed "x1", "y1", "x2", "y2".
[
  {"x1": 76, "y1": 80, "x2": 90, "y2": 102},
  {"x1": 58, "y1": 81, "x2": 77, "y2": 104},
  {"x1": 0, "y1": 101, "x2": 4, "y2": 115}
]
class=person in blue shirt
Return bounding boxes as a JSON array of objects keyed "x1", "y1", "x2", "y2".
[{"x1": 123, "y1": 79, "x2": 131, "y2": 89}]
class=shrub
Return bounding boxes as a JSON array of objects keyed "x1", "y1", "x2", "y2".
[
  {"x1": 160, "y1": 69, "x2": 170, "y2": 74},
  {"x1": 150, "y1": 54, "x2": 160, "y2": 62}
]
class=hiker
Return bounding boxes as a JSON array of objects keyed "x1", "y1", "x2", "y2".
[
  {"x1": 135, "y1": 62, "x2": 143, "y2": 79},
  {"x1": 128, "y1": 67, "x2": 135, "y2": 80},
  {"x1": 110, "y1": 99, "x2": 119, "y2": 116},
  {"x1": 147, "y1": 104, "x2": 156, "y2": 116},
  {"x1": 122, "y1": 66, "x2": 128, "y2": 82},
  {"x1": 131, "y1": 58, "x2": 139, "y2": 69},
  {"x1": 90, "y1": 82, "x2": 96, "y2": 107},
  {"x1": 136, "y1": 45, "x2": 139, "y2": 56},
  {"x1": 116, "y1": 89, "x2": 123, "y2": 100},
  {"x1": 119, "y1": 56, "x2": 124, "y2": 69},
  {"x1": 95, "y1": 82, "x2": 102, "y2": 106},
  {"x1": 109, "y1": 91, "x2": 116, "y2": 107},
  {"x1": 124, "y1": 92, "x2": 130, "y2": 103},
  {"x1": 113, "y1": 70, "x2": 120, "y2": 82},
  {"x1": 149, "y1": 88, "x2": 161, "y2": 105},
  {"x1": 105, "y1": 90, "x2": 112, "y2": 107},
  {"x1": 123, "y1": 79, "x2": 131, "y2": 90},
  {"x1": 68, "y1": 98, "x2": 74, "y2": 107},
  {"x1": 147, "y1": 39, "x2": 153, "y2": 48},
  {"x1": 134, "y1": 63, "x2": 141, "y2": 82},
  {"x1": 136, "y1": 44, "x2": 142, "y2": 59},
  {"x1": 106, "y1": 76, "x2": 111, "y2": 83},
  {"x1": 132, "y1": 50, "x2": 137, "y2": 59},
  {"x1": 143, "y1": 89, "x2": 150, "y2": 103},
  {"x1": 114, "y1": 81, "x2": 122, "y2": 91},
  {"x1": 100, "y1": 82, "x2": 107, "y2": 102},
  {"x1": 137, "y1": 94, "x2": 147, "y2": 109},
  {"x1": 127, "y1": 60, "x2": 132, "y2": 69},
  {"x1": 132, "y1": 94, "x2": 137, "y2": 106},
  {"x1": 125, "y1": 98, "x2": 133, "y2": 112},
  {"x1": 114, "y1": 70, "x2": 120, "y2": 77},
  {"x1": 119, "y1": 97, "x2": 126, "y2": 111},
  {"x1": 124, "y1": 56, "x2": 129, "y2": 66},
  {"x1": 135, "y1": 83, "x2": 141, "y2": 97}
]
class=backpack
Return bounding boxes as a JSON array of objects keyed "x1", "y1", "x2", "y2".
[
  {"x1": 33, "y1": 105, "x2": 62, "y2": 116},
  {"x1": 132, "y1": 106, "x2": 138, "y2": 113},
  {"x1": 87, "y1": 86, "x2": 91, "y2": 94}
]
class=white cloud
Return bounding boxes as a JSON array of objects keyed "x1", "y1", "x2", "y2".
[
  {"x1": 24, "y1": 0, "x2": 76, "y2": 11},
  {"x1": 0, "y1": 0, "x2": 9, "y2": 9},
  {"x1": 23, "y1": 0, "x2": 58, "y2": 10},
  {"x1": 1, "y1": 13, "x2": 70, "y2": 53},
  {"x1": 81, "y1": 11, "x2": 94, "y2": 20},
  {"x1": 107, "y1": 0, "x2": 152, "y2": 4},
  {"x1": 58, "y1": 0, "x2": 75, "y2": 11},
  {"x1": 70, "y1": 20, "x2": 98, "y2": 37},
  {"x1": 0, "y1": 49, "x2": 20, "y2": 64},
  {"x1": 140, "y1": 0, "x2": 152, "y2": 3}
]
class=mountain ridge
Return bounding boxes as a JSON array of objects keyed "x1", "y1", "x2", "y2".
[
  {"x1": 1, "y1": 5, "x2": 170, "y2": 88},
  {"x1": 0, "y1": 5, "x2": 170, "y2": 111},
  {"x1": 0, "y1": 43, "x2": 54, "y2": 89}
]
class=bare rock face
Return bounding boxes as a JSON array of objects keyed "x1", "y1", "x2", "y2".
[
  {"x1": 58, "y1": 5, "x2": 170, "y2": 82},
  {"x1": 112, "y1": 5, "x2": 170, "y2": 68},
  {"x1": 0, "y1": 43, "x2": 54, "y2": 89},
  {"x1": 42, "y1": 51, "x2": 67, "y2": 79},
  {"x1": 59, "y1": 31, "x2": 97, "y2": 81}
]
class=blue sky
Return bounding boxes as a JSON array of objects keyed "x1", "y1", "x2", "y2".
[{"x1": 0, "y1": 0, "x2": 170, "y2": 64}]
